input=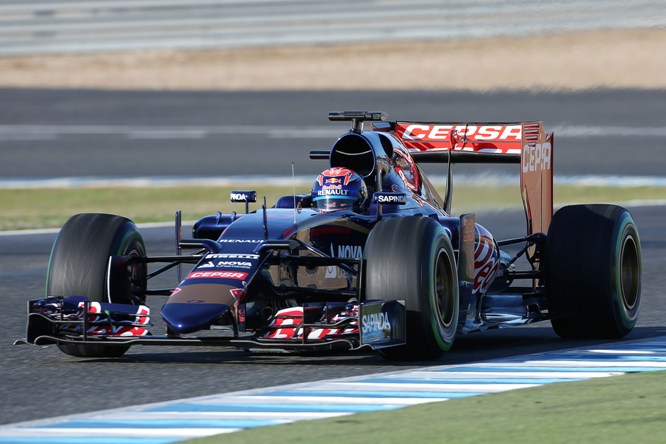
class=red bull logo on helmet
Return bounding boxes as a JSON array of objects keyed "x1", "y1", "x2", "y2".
[{"x1": 318, "y1": 167, "x2": 354, "y2": 186}]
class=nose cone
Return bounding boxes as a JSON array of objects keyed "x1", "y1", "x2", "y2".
[
  {"x1": 161, "y1": 283, "x2": 238, "y2": 334},
  {"x1": 161, "y1": 302, "x2": 230, "y2": 334}
]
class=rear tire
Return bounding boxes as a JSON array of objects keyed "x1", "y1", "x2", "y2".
[
  {"x1": 47, "y1": 213, "x2": 147, "y2": 357},
  {"x1": 545, "y1": 204, "x2": 641, "y2": 338},
  {"x1": 365, "y1": 216, "x2": 459, "y2": 361}
]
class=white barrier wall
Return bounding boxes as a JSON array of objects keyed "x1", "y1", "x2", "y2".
[{"x1": 0, "y1": 0, "x2": 663, "y2": 56}]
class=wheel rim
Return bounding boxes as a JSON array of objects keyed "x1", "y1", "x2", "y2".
[
  {"x1": 127, "y1": 247, "x2": 143, "y2": 289},
  {"x1": 620, "y1": 234, "x2": 640, "y2": 311},
  {"x1": 434, "y1": 248, "x2": 455, "y2": 329},
  {"x1": 109, "y1": 242, "x2": 146, "y2": 304}
]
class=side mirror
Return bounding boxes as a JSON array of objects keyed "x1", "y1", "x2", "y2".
[
  {"x1": 373, "y1": 192, "x2": 407, "y2": 220},
  {"x1": 373, "y1": 192, "x2": 407, "y2": 205},
  {"x1": 230, "y1": 190, "x2": 257, "y2": 214}
]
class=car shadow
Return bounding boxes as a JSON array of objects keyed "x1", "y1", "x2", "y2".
[{"x1": 75, "y1": 326, "x2": 666, "y2": 366}]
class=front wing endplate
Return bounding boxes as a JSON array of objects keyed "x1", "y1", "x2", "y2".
[{"x1": 359, "y1": 300, "x2": 406, "y2": 349}]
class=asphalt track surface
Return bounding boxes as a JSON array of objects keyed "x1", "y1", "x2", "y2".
[
  {"x1": 1, "y1": 88, "x2": 666, "y2": 179},
  {"x1": 1, "y1": 88, "x2": 665, "y2": 426}
]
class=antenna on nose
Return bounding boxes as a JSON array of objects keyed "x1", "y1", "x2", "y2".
[{"x1": 292, "y1": 162, "x2": 297, "y2": 225}]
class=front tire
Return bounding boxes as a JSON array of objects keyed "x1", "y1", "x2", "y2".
[
  {"x1": 46, "y1": 213, "x2": 147, "y2": 357},
  {"x1": 545, "y1": 204, "x2": 641, "y2": 338},
  {"x1": 365, "y1": 216, "x2": 459, "y2": 361}
]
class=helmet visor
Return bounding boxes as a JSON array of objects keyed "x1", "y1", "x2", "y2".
[{"x1": 312, "y1": 195, "x2": 356, "y2": 212}]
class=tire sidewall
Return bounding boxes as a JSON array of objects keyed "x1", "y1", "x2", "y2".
[
  {"x1": 421, "y1": 224, "x2": 458, "y2": 352},
  {"x1": 608, "y1": 212, "x2": 641, "y2": 333}
]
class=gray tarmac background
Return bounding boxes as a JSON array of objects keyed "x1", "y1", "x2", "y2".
[
  {"x1": 0, "y1": 88, "x2": 665, "y2": 425},
  {"x1": 1, "y1": 88, "x2": 665, "y2": 179}
]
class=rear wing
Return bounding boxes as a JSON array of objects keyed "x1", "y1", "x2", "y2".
[{"x1": 389, "y1": 121, "x2": 554, "y2": 235}]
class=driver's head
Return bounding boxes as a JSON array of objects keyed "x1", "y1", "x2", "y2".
[{"x1": 311, "y1": 167, "x2": 367, "y2": 213}]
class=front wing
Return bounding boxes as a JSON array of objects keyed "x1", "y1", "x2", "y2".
[{"x1": 19, "y1": 296, "x2": 406, "y2": 353}]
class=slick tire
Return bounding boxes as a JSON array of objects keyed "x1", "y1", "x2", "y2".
[
  {"x1": 46, "y1": 213, "x2": 147, "y2": 358},
  {"x1": 545, "y1": 204, "x2": 641, "y2": 339},
  {"x1": 365, "y1": 216, "x2": 459, "y2": 361}
]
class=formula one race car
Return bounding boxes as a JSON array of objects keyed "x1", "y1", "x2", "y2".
[{"x1": 20, "y1": 111, "x2": 642, "y2": 361}]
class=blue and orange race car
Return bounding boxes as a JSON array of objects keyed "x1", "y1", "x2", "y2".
[{"x1": 20, "y1": 111, "x2": 642, "y2": 361}]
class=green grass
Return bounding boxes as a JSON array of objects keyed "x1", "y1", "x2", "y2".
[
  {"x1": 184, "y1": 370, "x2": 666, "y2": 444},
  {"x1": 0, "y1": 186, "x2": 294, "y2": 231},
  {"x1": 0, "y1": 184, "x2": 664, "y2": 231}
]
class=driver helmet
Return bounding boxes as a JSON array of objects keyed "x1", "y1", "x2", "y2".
[{"x1": 312, "y1": 167, "x2": 367, "y2": 212}]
